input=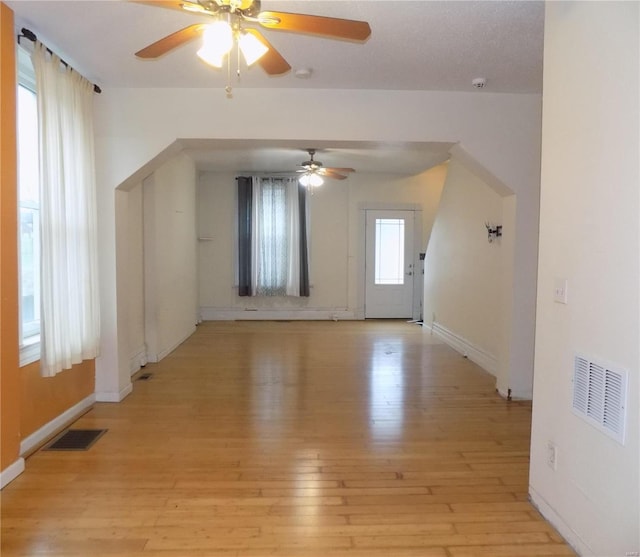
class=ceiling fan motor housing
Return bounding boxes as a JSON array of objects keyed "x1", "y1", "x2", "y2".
[
  {"x1": 239, "y1": 0, "x2": 261, "y2": 17},
  {"x1": 212, "y1": 0, "x2": 259, "y2": 13},
  {"x1": 302, "y1": 149, "x2": 322, "y2": 169}
]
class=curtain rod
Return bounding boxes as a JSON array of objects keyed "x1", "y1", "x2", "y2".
[
  {"x1": 235, "y1": 173, "x2": 301, "y2": 178},
  {"x1": 17, "y1": 28, "x2": 102, "y2": 94}
]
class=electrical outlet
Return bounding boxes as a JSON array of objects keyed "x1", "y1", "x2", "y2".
[{"x1": 546, "y1": 441, "x2": 557, "y2": 470}]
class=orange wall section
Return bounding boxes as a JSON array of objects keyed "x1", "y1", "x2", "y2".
[
  {"x1": 0, "y1": 1, "x2": 21, "y2": 471},
  {"x1": 21, "y1": 359, "x2": 95, "y2": 439}
]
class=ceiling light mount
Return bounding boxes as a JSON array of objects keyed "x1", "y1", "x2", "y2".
[{"x1": 294, "y1": 67, "x2": 313, "y2": 79}]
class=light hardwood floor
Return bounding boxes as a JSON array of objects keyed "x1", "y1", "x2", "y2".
[{"x1": 1, "y1": 321, "x2": 575, "y2": 556}]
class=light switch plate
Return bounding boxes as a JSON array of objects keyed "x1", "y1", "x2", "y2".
[{"x1": 553, "y1": 278, "x2": 568, "y2": 304}]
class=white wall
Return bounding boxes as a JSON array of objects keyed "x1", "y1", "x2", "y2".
[
  {"x1": 93, "y1": 87, "x2": 541, "y2": 402},
  {"x1": 115, "y1": 183, "x2": 145, "y2": 375},
  {"x1": 143, "y1": 153, "x2": 198, "y2": 361},
  {"x1": 422, "y1": 158, "x2": 508, "y2": 376},
  {"x1": 197, "y1": 166, "x2": 447, "y2": 319},
  {"x1": 530, "y1": 3, "x2": 639, "y2": 556}
]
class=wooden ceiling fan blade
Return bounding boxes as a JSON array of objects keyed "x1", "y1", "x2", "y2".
[
  {"x1": 320, "y1": 169, "x2": 348, "y2": 180},
  {"x1": 326, "y1": 167, "x2": 355, "y2": 173},
  {"x1": 245, "y1": 29, "x2": 291, "y2": 75},
  {"x1": 258, "y1": 11, "x2": 371, "y2": 42},
  {"x1": 130, "y1": 0, "x2": 210, "y2": 15},
  {"x1": 135, "y1": 23, "x2": 207, "y2": 59}
]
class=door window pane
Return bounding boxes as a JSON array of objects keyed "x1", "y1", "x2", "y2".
[{"x1": 374, "y1": 218, "x2": 404, "y2": 285}]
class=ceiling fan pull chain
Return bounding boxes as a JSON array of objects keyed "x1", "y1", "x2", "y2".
[{"x1": 225, "y1": 54, "x2": 233, "y2": 98}]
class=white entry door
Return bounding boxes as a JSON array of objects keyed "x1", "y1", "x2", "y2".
[{"x1": 365, "y1": 210, "x2": 415, "y2": 318}]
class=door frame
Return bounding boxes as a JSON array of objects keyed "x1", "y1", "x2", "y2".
[{"x1": 356, "y1": 203, "x2": 423, "y2": 320}]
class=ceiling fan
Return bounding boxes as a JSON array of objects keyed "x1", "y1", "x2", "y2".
[
  {"x1": 133, "y1": 0, "x2": 371, "y2": 78},
  {"x1": 297, "y1": 149, "x2": 355, "y2": 187}
]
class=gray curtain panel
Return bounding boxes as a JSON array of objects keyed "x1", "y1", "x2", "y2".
[
  {"x1": 237, "y1": 176, "x2": 252, "y2": 296},
  {"x1": 298, "y1": 183, "x2": 310, "y2": 297}
]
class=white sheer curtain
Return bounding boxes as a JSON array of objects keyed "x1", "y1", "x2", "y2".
[
  {"x1": 32, "y1": 42, "x2": 100, "y2": 376},
  {"x1": 250, "y1": 177, "x2": 302, "y2": 296}
]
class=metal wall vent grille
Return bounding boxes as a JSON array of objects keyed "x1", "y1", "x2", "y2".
[{"x1": 573, "y1": 354, "x2": 627, "y2": 445}]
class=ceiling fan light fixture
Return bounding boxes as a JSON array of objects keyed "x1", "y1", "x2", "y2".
[
  {"x1": 299, "y1": 173, "x2": 324, "y2": 188},
  {"x1": 238, "y1": 32, "x2": 268, "y2": 66},
  {"x1": 197, "y1": 48, "x2": 225, "y2": 68},
  {"x1": 197, "y1": 21, "x2": 233, "y2": 67}
]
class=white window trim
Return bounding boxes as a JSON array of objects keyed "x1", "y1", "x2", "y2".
[
  {"x1": 17, "y1": 44, "x2": 41, "y2": 367},
  {"x1": 20, "y1": 336, "x2": 40, "y2": 367},
  {"x1": 17, "y1": 45, "x2": 36, "y2": 91}
]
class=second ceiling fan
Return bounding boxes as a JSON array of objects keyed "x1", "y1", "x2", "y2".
[
  {"x1": 297, "y1": 149, "x2": 355, "y2": 187},
  {"x1": 133, "y1": 0, "x2": 371, "y2": 76}
]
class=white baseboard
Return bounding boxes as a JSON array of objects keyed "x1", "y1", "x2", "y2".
[
  {"x1": 200, "y1": 308, "x2": 357, "y2": 321},
  {"x1": 20, "y1": 393, "x2": 95, "y2": 457},
  {"x1": 129, "y1": 345, "x2": 147, "y2": 376},
  {"x1": 147, "y1": 327, "x2": 196, "y2": 363},
  {"x1": 0, "y1": 458, "x2": 25, "y2": 489},
  {"x1": 95, "y1": 382, "x2": 133, "y2": 403},
  {"x1": 426, "y1": 321, "x2": 498, "y2": 376},
  {"x1": 529, "y1": 486, "x2": 589, "y2": 556}
]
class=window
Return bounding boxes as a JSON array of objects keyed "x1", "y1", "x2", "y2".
[
  {"x1": 255, "y1": 180, "x2": 291, "y2": 295},
  {"x1": 374, "y1": 218, "x2": 405, "y2": 285},
  {"x1": 237, "y1": 176, "x2": 310, "y2": 297},
  {"x1": 17, "y1": 46, "x2": 41, "y2": 365}
]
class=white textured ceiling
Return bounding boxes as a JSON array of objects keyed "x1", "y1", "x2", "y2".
[
  {"x1": 8, "y1": 0, "x2": 544, "y2": 175},
  {"x1": 9, "y1": 0, "x2": 544, "y2": 93}
]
